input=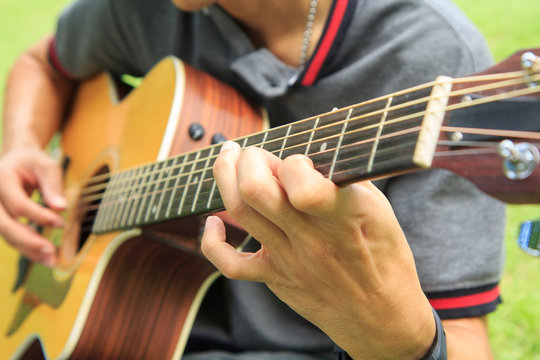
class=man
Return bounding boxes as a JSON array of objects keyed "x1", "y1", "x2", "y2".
[{"x1": 0, "y1": 0, "x2": 505, "y2": 358}]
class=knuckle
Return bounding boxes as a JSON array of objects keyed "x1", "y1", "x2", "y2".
[
  {"x1": 7, "y1": 201, "x2": 25, "y2": 217},
  {"x1": 289, "y1": 185, "x2": 327, "y2": 211},
  {"x1": 238, "y1": 174, "x2": 265, "y2": 203},
  {"x1": 226, "y1": 201, "x2": 255, "y2": 225}
]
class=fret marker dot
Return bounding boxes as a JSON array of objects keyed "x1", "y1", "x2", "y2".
[{"x1": 320, "y1": 142, "x2": 327, "y2": 152}]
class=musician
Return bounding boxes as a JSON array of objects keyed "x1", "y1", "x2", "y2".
[{"x1": 0, "y1": 0, "x2": 505, "y2": 358}]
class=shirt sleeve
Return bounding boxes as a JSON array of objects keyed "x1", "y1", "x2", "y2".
[
  {"x1": 50, "y1": 0, "x2": 190, "y2": 79},
  {"x1": 381, "y1": 169, "x2": 505, "y2": 320}
]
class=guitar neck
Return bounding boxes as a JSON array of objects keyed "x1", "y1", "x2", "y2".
[{"x1": 92, "y1": 77, "x2": 452, "y2": 234}]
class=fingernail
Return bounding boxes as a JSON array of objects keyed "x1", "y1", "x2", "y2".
[
  {"x1": 219, "y1": 141, "x2": 238, "y2": 154},
  {"x1": 205, "y1": 215, "x2": 219, "y2": 228},
  {"x1": 51, "y1": 196, "x2": 67, "y2": 209}
]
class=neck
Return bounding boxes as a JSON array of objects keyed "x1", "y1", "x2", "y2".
[{"x1": 219, "y1": 0, "x2": 332, "y2": 67}]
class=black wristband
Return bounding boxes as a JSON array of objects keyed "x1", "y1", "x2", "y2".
[{"x1": 420, "y1": 308, "x2": 447, "y2": 360}]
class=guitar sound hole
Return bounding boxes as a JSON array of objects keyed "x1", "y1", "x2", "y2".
[{"x1": 78, "y1": 166, "x2": 110, "y2": 252}]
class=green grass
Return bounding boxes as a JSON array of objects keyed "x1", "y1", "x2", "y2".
[{"x1": 0, "y1": 0, "x2": 539, "y2": 359}]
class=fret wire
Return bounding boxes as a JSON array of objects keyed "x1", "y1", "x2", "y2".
[
  {"x1": 99, "y1": 172, "x2": 120, "y2": 232},
  {"x1": 367, "y1": 97, "x2": 393, "y2": 173},
  {"x1": 328, "y1": 109, "x2": 351, "y2": 180},
  {"x1": 278, "y1": 124, "x2": 292, "y2": 159},
  {"x1": 191, "y1": 147, "x2": 215, "y2": 213},
  {"x1": 177, "y1": 151, "x2": 200, "y2": 216},
  {"x1": 125, "y1": 165, "x2": 149, "y2": 227},
  {"x1": 260, "y1": 131, "x2": 269, "y2": 150},
  {"x1": 305, "y1": 117, "x2": 320, "y2": 155},
  {"x1": 154, "y1": 157, "x2": 178, "y2": 221},
  {"x1": 144, "y1": 161, "x2": 166, "y2": 223},
  {"x1": 93, "y1": 175, "x2": 113, "y2": 232},
  {"x1": 165, "y1": 154, "x2": 187, "y2": 218},
  {"x1": 120, "y1": 166, "x2": 143, "y2": 227},
  {"x1": 206, "y1": 178, "x2": 219, "y2": 210},
  {"x1": 112, "y1": 168, "x2": 133, "y2": 228},
  {"x1": 108, "y1": 171, "x2": 126, "y2": 230},
  {"x1": 134, "y1": 163, "x2": 158, "y2": 225}
]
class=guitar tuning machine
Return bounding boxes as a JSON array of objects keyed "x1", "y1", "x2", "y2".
[
  {"x1": 497, "y1": 139, "x2": 540, "y2": 180},
  {"x1": 521, "y1": 51, "x2": 540, "y2": 86}
]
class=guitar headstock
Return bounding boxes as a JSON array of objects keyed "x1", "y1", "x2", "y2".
[{"x1": 432, "y1": 48, "x2": 540, "y2": 204}]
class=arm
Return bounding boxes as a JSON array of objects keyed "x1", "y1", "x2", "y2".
[
  {"x1": 443, "y1": 317, "x2": 493, "y2": 360},
  {"x1": 0, "y1": 35, "x2": 76, "y2": 265},
  {"x1": 201, "y1": 141, "x2": 495, "y2": 359}
]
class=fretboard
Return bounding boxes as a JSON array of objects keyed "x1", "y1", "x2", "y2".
[{"x1": 92, "y1": 77, "x2": 451, "y2": 234}]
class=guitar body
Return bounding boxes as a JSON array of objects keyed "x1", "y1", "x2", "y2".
[{"x1": 0, "y1": 57, "x2": 263, "y2": 359}]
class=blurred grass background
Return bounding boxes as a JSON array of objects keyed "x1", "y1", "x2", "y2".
[{"x1": 0, "y1": 0, "x2": 538, "y2": 359}]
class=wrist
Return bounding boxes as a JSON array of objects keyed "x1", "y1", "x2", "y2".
[{"x1": 2, "y1": 135, "x2": 43, "y2": 153}]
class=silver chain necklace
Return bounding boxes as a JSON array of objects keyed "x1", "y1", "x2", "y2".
[{"x1": 298, "y1": 0, "x2": 319, "y2": 68}]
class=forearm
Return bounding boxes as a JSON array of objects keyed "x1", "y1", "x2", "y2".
[
  {"x1": 443, "y1": 317, "x2": 493, "y2": 360},
  {"x1": 2, "y1": 35, "x2": 76, "y2": 152}
]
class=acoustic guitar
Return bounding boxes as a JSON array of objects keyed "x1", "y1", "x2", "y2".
[{"x1": 1, "y1": 48, "x2": 539, "y2": 359}]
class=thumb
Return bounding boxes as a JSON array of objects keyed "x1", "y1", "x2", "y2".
[
  {"x1": 200, "y1": 215, "x2": 230, "y2": 266},
  {"x1": 201, "y1": 215, "x2": 266, "y2": 282}
]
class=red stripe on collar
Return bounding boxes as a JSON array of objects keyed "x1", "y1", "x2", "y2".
[{"x1": 301, "y1": 0, "x2": 349, "y2": 86}]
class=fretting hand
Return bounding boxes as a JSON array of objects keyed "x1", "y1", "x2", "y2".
[{"x1": 201, "y1": 141, "x2": 435, "y2": 359}]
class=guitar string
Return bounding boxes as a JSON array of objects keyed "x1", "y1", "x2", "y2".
[
  {"x1": 77, "y1": 72, "x2": 540, "y2": 200},
  {"x1": 64, "y1": 73, "x2": 540, "y2": 228},
  {"x1": 77, "y1": 70, "x2": 536, "y2": 192},
  {"x1": 77, "y1": 124, "x2": 540, "y2": 234},
  {"x1": 76, "y1": 128, "x2": 540, "y2": 233},
  {"x1": 79, "y1": 73, "x2": 540, "y2": 201},
  {"x1": 77, "y1": 80, "x2": 540, "y2": 230},
  {"x1": 83, "y1": 127, "x2": 540, "y2": 210}
]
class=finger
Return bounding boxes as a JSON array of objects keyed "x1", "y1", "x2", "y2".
[
  {"x1": 201, "y1": 216, "x2": 267, "y2": 282},
  {"x1": 236, "y1": 147, "x2": 311, "y2": 234},
  {"x1": 277, "y1": 154, "x2": 354, "y2": 218},
  {"x1": 214, "y1": 142, "x2": 284, "y2": 244},
  {"x1": 34, "y1": 158, "x2": 67, "y2": 210},
  {"x1": 0, "y1": 171, "x2": 64, "y2": 227},
  {"x1": 0, "y1": 204, "x2": 57, "y2": 266}
]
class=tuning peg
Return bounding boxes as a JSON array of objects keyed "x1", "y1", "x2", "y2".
[
  {"x1": 521, "y1": 52, "x2": 540, "y2": 73},
  {"x1": 518, "y1": 219, "x2": 540, "y2": 257},
  {"x1": 497, "y1": 140, "x2": 540, "y2": 180},
  {"x1": 521, "y1": 52, "x2": 540, "y2": 86}
]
